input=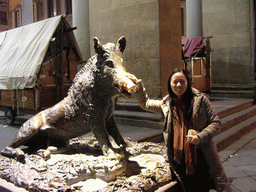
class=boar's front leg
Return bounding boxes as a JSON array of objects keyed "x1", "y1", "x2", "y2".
[
  {"x1": 91, "y1": 119, "x2": 122, "y2": 159},
  {"x1": 105, "y1": 115, "x2": 127, "y2": 149}
]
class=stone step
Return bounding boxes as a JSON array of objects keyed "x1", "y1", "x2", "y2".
[
  {"x1": 214, "y1": 115, "x2": 256, "y2": 152},
  {"x1": 115, "y1": 98, "x2": 254, "y2": 128},
  {"x1": 220, "y1": 105, "x2": 256, "y2": 134},
  {"x1": 118, "y1": 124, "x2": 163, "y2": 142},
  {"x1": 114, "y1": 110, "x2": 161, "y2": 122},
  {"x1": 216, "y1": 99, "x2": 254, "y2": 119},
  {"x1": 210, "y1": 89, "x2": 254, "y2": 98},
  {"x1": 115, "y1": 98, "x2": 162, "y2": 129},
  {"x1": 210, "y1": 85, "x2": 255, "y2": 98},
  {"x1": 116, "y1": 117, "x2": 162, "y2": 130},
  {"x1": 115, "y1": 98, "x2": 145, "y2": 113},
  {"x1": 121, "y1": 105, "x2": 256, "y2": 148},
  {"x1": 114, "y1": 110, "x2": 162, "y2": 129},
  {"x1": 214, "y1": 100, "x2": 256, "y2": 152},
  {"x1": 115, "y1": 97, "x2": 256, "y2": 151}
]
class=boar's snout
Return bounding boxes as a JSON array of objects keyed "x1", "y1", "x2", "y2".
[
  {"x1": 116, "y1": 75, "x2": 137, "y2": 99},
  {"x1": 125, "y1": 78, "x2": 137, "y2": 93}
]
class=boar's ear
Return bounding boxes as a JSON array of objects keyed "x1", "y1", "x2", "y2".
[
  {"x1": 117, "y1": 36, "x2": 126, "y2": 53},
  {"x1": 93, "y1": 37, "x2": 104, "y2": 55}
]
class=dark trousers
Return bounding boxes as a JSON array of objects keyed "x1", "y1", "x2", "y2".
[{"x1": 174, "y1": 148, "x2": 216, "y2": 192}]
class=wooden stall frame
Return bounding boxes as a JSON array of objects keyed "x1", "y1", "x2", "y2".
[{"x1": 0, "y1": 16, "x2": 82, "y2": 125}]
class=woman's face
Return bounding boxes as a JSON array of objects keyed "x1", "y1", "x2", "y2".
[{"x1": 170, "y1": 72, "x2": 188, "y2": 98}]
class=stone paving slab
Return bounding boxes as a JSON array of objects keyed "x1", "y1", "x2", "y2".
[
  {"x1": 118, "y1": 124, "x2": 162, "y2": 141},
  {"x1": 219, "y1": 128, "x2": 256, "y2": 162},
  {"x1": 230, "y1": 177, "x2": 256, "y2": 192},
  {"x1": 220, "y1": 129, "x2": 256, "y2": 192}
]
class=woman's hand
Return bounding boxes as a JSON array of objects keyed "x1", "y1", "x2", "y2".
[
  {"x1": 186, "y1": 135, "x2": 201, "y2": 145},
  {"x1": 126, "y1": 73, "x2": 139, "y2": 84}
]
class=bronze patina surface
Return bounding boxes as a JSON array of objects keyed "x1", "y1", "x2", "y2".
[
  {"x1": 1, "y1": 37, "x2": 136, "y2": 161},
  {"x1": 0, "y1": 136, "x2": 172, "y2": 191}
]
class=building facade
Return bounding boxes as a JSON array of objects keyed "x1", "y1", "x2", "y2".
[
  {"x1": 1, "y1": 0, "x2": 183, "y2": 98},
  {"x1": 1, "y1": 0, "x2": 256, "y2": 99},
  {"x1": 0, "y1": 0, "x2": 72, "y2": 31},
  {"x1": 203, "y1": 0, "x2": 255, "y2": 98},
  {"x1": 0, "y1": 0, "x2": 8, "y2": 31},
  {"x1": 183, "y1": 0, "x2": 255, "y2": 98},
  {"x1": 87, "y1": 0, "x2": 182, "y2": 98}
]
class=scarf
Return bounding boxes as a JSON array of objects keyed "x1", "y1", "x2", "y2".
[{"x1": 172, "y1": 98, "x2": 197, "y2": 175}]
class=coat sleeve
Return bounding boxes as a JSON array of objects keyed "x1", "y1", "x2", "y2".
[
  {"x1": 135, "y1": 79, "x2": 164, "y2": 114},
  {"x1": 197, "y1": 95, "x2": 221, "y2": 143}
]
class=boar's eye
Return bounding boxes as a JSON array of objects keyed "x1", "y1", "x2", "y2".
[{"x1": 105, "y1": 60, "x2": 114, "y2": 68}]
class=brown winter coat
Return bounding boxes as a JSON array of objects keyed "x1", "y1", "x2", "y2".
[{"x1": 135, "y1": 80, "x2": 232, "y2": 192}]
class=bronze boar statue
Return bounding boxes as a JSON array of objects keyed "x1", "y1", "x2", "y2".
[{"x1": 1, "y1": 36, "x2": 137, "y2": 161}]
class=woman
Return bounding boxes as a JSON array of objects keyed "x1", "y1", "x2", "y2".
[{"x1": 128, "y1": 68, "x2": 232, "y2": 192}]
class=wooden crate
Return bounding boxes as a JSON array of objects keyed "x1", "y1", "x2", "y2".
[
  {"x1": 1, "y1": 90, "x2": 15, "y2": 107},
  {"x1": 0, "y1": 86, "x2": 71, "y2": 111},
  {"x1": 38, "y1": 86, "x2": 57, "y2": 109},
  {"x1": 1, "y1": 89, "x2": 35, "y2": 110},
  {"x1": 17, "y1": 90, "x2": 35, "y2": 109},
  {"x1": 186, "y1": 57, "x2": 211, "y2": 92}
]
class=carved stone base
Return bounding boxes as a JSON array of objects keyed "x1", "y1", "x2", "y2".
[{"x1": 0, "y1": 135, "x2": 173, "y2": 191}]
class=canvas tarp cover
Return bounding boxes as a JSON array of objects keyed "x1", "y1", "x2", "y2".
[{"x1": 0, "y1": 15, "x2": 62, "y2": 90}]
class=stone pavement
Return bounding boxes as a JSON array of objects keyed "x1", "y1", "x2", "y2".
[{"x1": 219, "y1": 128, "x2": 256, "y2": 192}]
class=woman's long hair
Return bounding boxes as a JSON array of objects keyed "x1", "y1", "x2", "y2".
[{"x1": 167, "y1": 68, "x2": 194, "y2": 121}]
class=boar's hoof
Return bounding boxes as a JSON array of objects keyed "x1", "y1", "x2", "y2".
[
  {"x1": 1, "y1": 147, "x2": 25, "y2": 163},
  {"x1": 47, "y1": 146, "x2": 58, "y2": 152},
  {"x1": 108, "y1": 152, "x2": 125, "y2": 161},
  {"x1": 1, "y1": 146, "x2": 17, "y2": 158},
  {"x1": 121, "y1": 141, "x2": 133, "y2": 149},
  {"x1": 37, "y1": 149, "x2": 51, "y2": 160},
  {"x1": 105, "y1": 148, "x2": 126, "y2": 161},
  {"x1": 16, "y1": 148, "x2": 25, "y2": 162}
]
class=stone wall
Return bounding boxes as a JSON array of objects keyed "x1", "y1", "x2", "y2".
[
  {"x1": 89, "y1": 0, "x2": 161, "y2": 98},
  {"x1": 202, "y1": 0, "x2": 255, "y2": 97},
  {"x1": 89, "y1": 0, "x2": 182, "y2": 98}
]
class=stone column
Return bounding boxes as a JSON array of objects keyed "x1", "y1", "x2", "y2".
[
  {"x1": 186, "y1": 0, "x2": 202, "y2": 38},
  {"x1": 159, "y1": 0, "x2": 182, "y2": 96},
  {"x1": 22, "y1": 0, "x2": 33, "y2": 26},
  {"x1": 72, "y1": 0, "x2": 90, "y2": 63}
]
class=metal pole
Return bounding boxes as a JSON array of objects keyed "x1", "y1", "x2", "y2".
[{"x1": 56, "y1": 20, "x2": 64, "y2": 102}]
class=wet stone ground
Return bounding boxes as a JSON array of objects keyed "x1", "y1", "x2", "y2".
[{"x1": 0, "y1": 135, "x2": 172, "y2": 191}]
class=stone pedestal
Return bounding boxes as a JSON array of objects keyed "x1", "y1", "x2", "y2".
[{"x1": 0, "y1": 135, "x2": 173, "y2": 191}]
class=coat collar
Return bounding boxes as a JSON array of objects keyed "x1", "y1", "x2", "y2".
[{"x1": 161, "y1": 88, "x2": 204, "y2": 118}]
